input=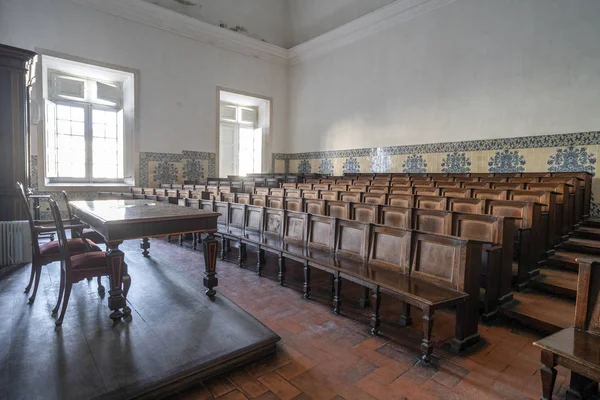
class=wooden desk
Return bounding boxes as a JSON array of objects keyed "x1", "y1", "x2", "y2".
[{"x1": 70, "y1": 200, "x2": 221, "y2": 320}]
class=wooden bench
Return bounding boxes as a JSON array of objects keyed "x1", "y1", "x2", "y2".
[{"x1": 535, "y1": 257, "x2": 600, "y2": 400}]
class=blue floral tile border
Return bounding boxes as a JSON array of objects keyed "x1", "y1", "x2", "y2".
[
  {"x1": 273, "y1": 131, "x2": 600, "y2": 161},
  {"x1": 139, "y1": 150, "x2": 216, "y2": 187}
]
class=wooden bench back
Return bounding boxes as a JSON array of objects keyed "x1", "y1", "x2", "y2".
[
  {"x1": 390, "y1": 187, "x2": 413, "y2": 195},
  {"x1": 297, "y1": 183, "x2": 313, "y2": 190},
  {"x1": 437, "y1": 182, "x2": 462, "y2": 189},
  {"x1": 228, "y1": 203, "x2": 246, "y2": 228},
  {"x1": 368, "y1": 186, "x2": 390, "y2": 194},
  {"x1": 363, "y1": 193, "x2": 387, "y2": 204},
  {"x1": 304, "y1": 199, "x2": 325, "y2": 215},
  {"x1": 574, "y1": 259, "x2": 600, "y2": 333},
  {"x1": 302, "y1": 189, "x2": 320, "y2": 199},
  {"x1": 441, "y1": 188, "x2": 472, "y2": 198},
  {"x1": 472, "y1": 189, "x2": 508, "y2": 200},
  {"x1": 349, "y1": 185, "x2": 367, "y2": 192},
  {"x1": 270, "y1": 188, "x2": 285, "y2": 196},
  {"x1": 326, "y1": 200, "x2": 350, "y2": 219},
  {"x1": 340, "y1": 191, "x2": 362, "y2": 202},
  {"x1": 283, "y1": 210, "x2": 308, "y2": 244},
  {"x1": 447, "y1": 197, "x2": 485, "y2": 214},
  {"x1": 415, "y1": 195, "x2": 447, "y2": 210},
  {"x1": 214, "y1": 201, "x2": 229, "y2": 225},
  {"x1": 350, "y1": 203, "x2": 378, "y2": 223},
  {"x1": 414, "y1": 187, "x2": 440, "y2": 196},
  {"x1": 263, "y1": 208, "x2": 284, "y2": 237},
  {"x1": 251, "y1": 194, "x2": 267, "y2": 207},
  {"x1": 493, "y1": 183, "x2": 524, "y2": 190},
  {"x1": 335, "y1": 219, "x2": 370, "y2": 261},
  {"x1": 267, "y1": 195, "x2": 284, "y2": 209},
  {"x1": 255, "y1": 187, "x2": 269, "y2": 195},
  {"x1": 245, "y1": 205, "x2": 263, "y2": 232},
  {"x1": 330, "y1": 184, "x2": 348, "y2": 191},
  {"x1": 368, "y1": 225, "x2": 411, "y2": 274},
  {"x1": 313, "y1": 183, "x2": 330, "y2": 190},
  {"x1": 306, "y1": 214, "x2": 336, "y2": 250},
  {"x1": 387, "y1": 194, "x2": 414, "y2": 208},
  {"x1": 412, "y1": 209, "x2": 452, "y2": 236},
  {"x1": 410, "y1": 232, "x2": 482, "y2": 295},
  {"x1": 285, "y1": 189, "x2": 302, "y2": 198},
  {"x1": 378, "y1": 205, "x2": 412, "y2": 229},
  {"x1": 320, "y1": 190, "x2": 339, "y2": 201},
  {"x1": 284, "y1": 197, "x2": 304, "y2": 212}
]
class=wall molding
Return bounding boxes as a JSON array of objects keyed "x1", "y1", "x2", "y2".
[
  {"x1": 66, "y1": 0, "x2": 290, "y2": 65},
  {"x1": 288, "y1": 0, "x2": 458, "y2": 66},
  {"x1": 66, "y1": 0, "x2": 457, "y2": 67}
]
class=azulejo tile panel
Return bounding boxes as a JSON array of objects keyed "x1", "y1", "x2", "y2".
[
  {"x1": 441, "y1": 152, "x2": 471, "y2": 173},
  {"x1": 488, "y1": 150, "x2": 526, "y2": 173},
  {"x1": 140, "y1": 150, "x2": 216, "y2": 187}
]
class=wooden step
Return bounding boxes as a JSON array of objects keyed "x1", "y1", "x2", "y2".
[
  {"x1": 500, "y1": 290, "x2": 575, "y2": 334},
  {"x1": 572, "y1": 226, "x2": 600, "y2": 241},
  {"x1": 547, "y1": 250, "x2": 585, "y2": 271},
  {"x1": 582, "y1": 217, "x2": 600, "y2": 228},
  {"x1": 559, "y1": 237, "x2": 600, "y2": 254},
  {"x1": 529, "y1": 268, "x2": 577, "y2": 299}
]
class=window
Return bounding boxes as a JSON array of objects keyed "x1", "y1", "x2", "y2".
[
  {"x1": 219, "y1": 102, "x2": 263, "y2": 177},
  {"x1": 40, "y1": 55, "x2": 135, "y2": 186}
]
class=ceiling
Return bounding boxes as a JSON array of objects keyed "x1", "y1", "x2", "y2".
[{"x1": 140, "y1": 0, "x2": 397, "y2": 48}]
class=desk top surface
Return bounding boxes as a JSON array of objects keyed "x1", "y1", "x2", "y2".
[
  {"x1": 70, "y1": 200, "x2": 220, "y2": 224},
  {"x1": 534, "y1": 327, "x2": 600, "y2": 370}
]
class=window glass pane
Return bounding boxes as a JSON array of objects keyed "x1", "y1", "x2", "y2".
[
  {"x1": 92, "y1": 137, "x2": 118, "y2": 179},
  {"x1": 104, "y1": 111, "x2": 117, "y2": 126},
  {"x1": 92, "y1": 109, "x2": 105, "y2": 124},
  {"x1": 93, "y1": 123, "x2": 105, "y2": 138},
  {"x1": 57, "y1": 105, "x2": 70, "y2": 120},
  {"x1": 57, "y1": 135, "x2": 85, "y2": 178},
  {"x1": 71, "y1": 107, "x2": 85, "y2": 122},
  {"x1": 71, "y1": 121, "x2": 85, "y2": 135},
  {"x1": 57, "y1": 120, "x2": 71, "y2": 134}
]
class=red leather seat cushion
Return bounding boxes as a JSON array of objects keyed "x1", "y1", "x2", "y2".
[
  {"x1": 70, "y1": 251, "x2": 108, "y2": 270},
  {"x1": 39, "y1": 238, "x2": 101, "y2": 256}
]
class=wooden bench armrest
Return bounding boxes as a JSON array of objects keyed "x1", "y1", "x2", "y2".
[{"x1": 576, "y1": 256, "x2": 600, "y2": 265}]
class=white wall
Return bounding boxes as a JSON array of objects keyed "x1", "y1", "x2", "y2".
[
  {"x1": 0, "y1": 0, "x2": 288, "y2": 158},
  {"x1": 142, "y1": 0, "x2": 292, "y2": 48},
  {"x1": 288, "y1": 0, "x2": 600, "y2": 153},
  {"x1": 288, "y1": 0, "x2": 396, "y2": 47}
]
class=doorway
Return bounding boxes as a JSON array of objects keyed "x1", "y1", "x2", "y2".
[{"x1": 218, "y1": 89, "x2": 271, "y2": 178}]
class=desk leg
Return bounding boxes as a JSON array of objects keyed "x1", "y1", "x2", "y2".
[
  {"x1": 203, "y1": 233, "x2": 218, "y2": 298},
  {"x1": 106, "y1": 242, "x2": 131, "y2": 319},
  {"x1": 540, "y1": 349, "x2": 557, "y2": 400},
  {"x1": 140, "y1": 238, "x2": 150, "y2": 257}
]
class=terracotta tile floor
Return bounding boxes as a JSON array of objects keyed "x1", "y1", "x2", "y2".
[{"x1": 162, "y1": 244, "x2": 572, "y2": 400}]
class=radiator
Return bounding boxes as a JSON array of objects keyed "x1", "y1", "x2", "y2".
[{"x1": 0, "y1": 221, "x2": 32, "y2": 267}]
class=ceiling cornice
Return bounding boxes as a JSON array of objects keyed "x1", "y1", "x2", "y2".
[
  {"x1": 66, "y1": 0, "x2": 290, "y2": 65},
  {"x1": 288, "y1": 0, "x2": 459, "y2": 66},
  {"x1": 66, "y1": 0, "x2": 457, "y2": 67}
]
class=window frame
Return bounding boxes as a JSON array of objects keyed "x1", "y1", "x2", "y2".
[
  {"x1": 36, "y1": 51, "x2": 139, "y2": 189},
  {"x1": 46, "y1": 99, "x2": 124, "y2": 184}
]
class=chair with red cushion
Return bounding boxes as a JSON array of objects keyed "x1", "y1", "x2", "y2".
[
  {"x1": 16, "y1": 182, "x2": 102, "y2": 304},
  {"x1": 49, "y1": 198, "x2": 110, "y2": 326},
  {"x1": 61, "y1": 191, "x2": 106, "y2": 245}
]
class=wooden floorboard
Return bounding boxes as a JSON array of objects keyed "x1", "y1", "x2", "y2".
[{"x1": 0, "y1": 240, "x2": 279, "y2": 400}]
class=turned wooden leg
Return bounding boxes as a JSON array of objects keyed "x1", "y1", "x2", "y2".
[
  {"x1": 167, "y1": 235, "x2": 171, "y2": 243},
  {"x1": 24, "y1": 262, "x2": 35, "y2": 293},
  {"x1": 303, "y1": 261, "x2": 311, "y2": 299},
  {"x1": 399, "y1": 303, "x2": 412, "y2": 327},
  {"x1": 278, "y1": 254, "x2": 286, "y2": 286},
  {"x1": 540, "y1": 349, "x2": 557, "y2": 400},
  {"x1": 238, "y1": 242, "x2": 246, "y2": 267},
  {"x1": 97, "y1": 276, "x2": 105, "y2": 294},
  {"x1": 257, "y1": 249, "x2": 265, "y2": 276},
  {"x1": 220, "y1": 236, "x2": 227, "y2": 260},
  {"x1": 421, "y1": 306, "x2": 434, "y2": 364},
  {"x1": 106, "y1": 241, "x2": 127, "y2": 320},
  {"x1": 359, "y1": 287, "x2": 371, "y2": 308},
  {"x1": 192, "y1": 233, "x2": 197, "y2": 250},
  {"x1": 370, "y1": 286, "x2": 381, "y2": 336},
  {"x1": 333, "y1": 272, "x2": 342, "y2": 315},
  {"x1": 140, "y1": 237, "x2": 150, "y2": 257},
  {"x1": 55, "y1": 280, "x2": 72, "y2": 326},
  {"x1": 203, "y1": 233, "x2": 219, "y2": 298},
  {"x1": 179, "y1": 234, "x2": 184, "y2": 247},
  {"x1": 52, "y1": 269, "x2": 65, "y2": 315}
]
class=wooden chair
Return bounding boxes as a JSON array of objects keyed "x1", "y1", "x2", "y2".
[
  {"x1": 17, "y1": 183, "x2": 101, "y2": 304},
  {"x1": 535, "y1": 257, "x2": 600, "y2": 400},
  {"x1": 48, "y1": 198, "x2": 111, "y2": 326},
  {"x1": 61, "y1": 191, "x2": 105, "y2": 245}
]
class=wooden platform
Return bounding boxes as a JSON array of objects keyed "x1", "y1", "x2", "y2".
[
  {"x1": 0, "y1": 240, "x2": 280, "y2": 400},
  {"x1": 500, "y1": 290, "x2": 575, "y2": 334}
]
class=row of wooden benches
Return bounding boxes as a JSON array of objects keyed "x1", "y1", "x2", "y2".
[{"x1": 212, "y1": 204, "x2": 482, "y2": 363}]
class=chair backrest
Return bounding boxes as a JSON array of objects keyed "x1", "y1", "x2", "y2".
[
  {"x1": 313, "y1": 184, "x2": 330, "y2": 190},
  {"x1": 48, "y1": 198, "x2": 72, "y2": 272},
  {"x1": 297, "y1": 183, "x2": 313, "y2": 190},
  {"x1": 414, "y1": 187, "x2": 440, "y2": 196},
  {"x1": 436, "y1": 182, "x2": 462, "y2": 188},
  {"x1": 390, "y1": 187, "x2": 413, "y2": 195},
  {"x1": 348, "y1": 185, "x2": 367, "y2": 193},
  {"x1": 306, "y1": 214, "x2": 336, "y2": 250},
  {"x1": 302, "y1": 190, "x2": 320, "y2": 200},
  {"x1": 493, "y1": 183, "x2": 524, "y2": 190},
  {"x1": 285, "y1": 189, "x2": 302, "y2": 198},
  {"x1": 368, "y1": 186, "x2": 390, "y2": 194},
  {"x1": 237, "y1": 193, "x2": 250, "y2": 204},
  {"x1": 329, "y1": 184, "x2": 347, "y2": 192},
  {"x1": 472, "y1": 189, "x2": 508, "y2": 200},
  {"x1": 335, "y1": 219, "x2": 370, "y2": 261},
  {"x1": 251, "y1": 194, "x2": 267, "y2": 206},
  {"x1": 255, "y1": 187, "x2": 270, "y2": 195},
  {"x1": 214, "y1": 201, "x2": 229, "y2": 225},
  {"x1": 269, "y1": 188, "x2": 285, "y2": 196},
  {"x1": 368, "y1": 225, "x2": 411, "y2": 274},
  {"x1": 363, "y1": 193, "x2": 387, "y2": 205},
  {"x1": 16, "y1": 182, "x2": 39, "y2": 252},
  {"x1": 463, "y1": 182, "x2": 490, "y2": 189}
]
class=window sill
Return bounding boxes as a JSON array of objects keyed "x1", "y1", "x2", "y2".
[{"x1": 41, "y1": 183, "x2": 132, "y2": 192}]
